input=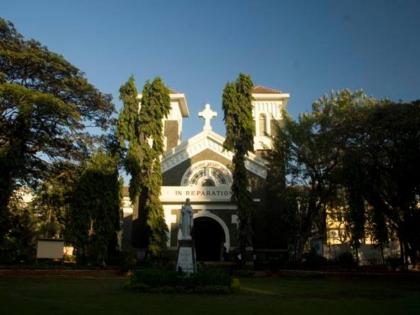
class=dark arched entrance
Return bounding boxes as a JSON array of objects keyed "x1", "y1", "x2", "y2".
[{"x1": 193, "y1": 217, "x2": 225, "y2": 261}]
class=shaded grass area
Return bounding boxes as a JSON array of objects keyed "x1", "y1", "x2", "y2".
[{"x1": 0, "y1": 276, "x2": 419, "y2": 315}]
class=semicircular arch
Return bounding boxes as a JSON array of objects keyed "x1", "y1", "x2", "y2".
[
  {"x1": 181, "y1": 160, "x2": 232, "y2": 186},
  {"x1": 193, "y1": 211, "x2": 230, "y2": 252}
]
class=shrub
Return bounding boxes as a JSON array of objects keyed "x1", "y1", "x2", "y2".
[
  {"x1": 187, "y1": 268, "x2": 231, "y2": 287},
  {"x1": 302, "y1": 249, "x2": 328, "y2": 269},
  {"x1": 386, "y1": 256, "x2": 403, "y2": 271},
  {"x1": 127, "y1": 268, "x2": 232, "y2": 294},
  {"x1": 130, "y1": 268, "x2": 179, "y2": 287},
  {"x1": 119, "y1": 249, "x2": 138, "y2": 272},
  {"x1": 336, "y1": 252, "x2": 357, "y2": 269}
]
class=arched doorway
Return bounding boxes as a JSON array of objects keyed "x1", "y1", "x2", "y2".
[{"x1": 193, "y1": 217, "x2": 225, "y2": 261}]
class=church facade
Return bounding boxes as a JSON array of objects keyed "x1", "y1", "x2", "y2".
[{"x1": 122, "y1": 86, "x2": 290, "y2": 260}]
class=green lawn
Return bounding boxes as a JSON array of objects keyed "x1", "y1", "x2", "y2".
[{"x1": 0, "y1": 275, "x2": 419, "y2": 315}]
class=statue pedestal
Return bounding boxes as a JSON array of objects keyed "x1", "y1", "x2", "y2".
[{"x1": 176, "y1": 239, "x2": 196, "y2": 274}]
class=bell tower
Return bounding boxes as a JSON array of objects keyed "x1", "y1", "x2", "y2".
[
  {"x1": 251, "y1": 85, "x2": 290, "y2": 156},
  {"x1": 163, "y1": 89, "x2": 189, "y2": 153}
]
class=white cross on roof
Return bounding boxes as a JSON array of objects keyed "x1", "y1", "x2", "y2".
[{"x1": 198, "y1": 104, "x2": 217, "y2": 131}]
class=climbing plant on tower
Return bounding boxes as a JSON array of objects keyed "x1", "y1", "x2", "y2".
[
  {"x1": 117, "y1": 76, "x2": 143, "y2": 204},
  {"x1": 117, "y1": 76, "x2": 171, "y2": 259},
  {"x1": 117, "y1": 76, "x2": 146, "y2": 249},
  {"x1": 222, "y1": 73, "x2": 255, "y2": 262},
  {"x1": 139, "y1": 78, "x2": 171, "y2": 258}
]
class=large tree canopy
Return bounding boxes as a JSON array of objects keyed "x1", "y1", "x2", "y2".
[
  {"x1": 310, "y1": 92, "x2": 420, "y2": 264},
  {"x1": 340, "y1": 100, "x2": 420, "y2": 264},
  {"x1": 0, "y1": 18, "x2": 114, "y2": 242},
  {"x1": 268, "y1": 91, "x2": 375, "y2": 261},
  {"x1": 269, "y1": 89, "x2": 420, "y2": 264},
  {"x1": 32, "y1": 161, "x2": 82, "y2": 239}
]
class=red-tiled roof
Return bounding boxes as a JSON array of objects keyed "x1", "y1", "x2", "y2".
[{"x1": 252, "y1": 85, "x2": 282, "y2": 94}]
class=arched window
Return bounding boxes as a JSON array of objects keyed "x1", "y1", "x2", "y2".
[
  {"x1": 201, "y1": 178, "x2": 216, "y2": 186},
  {"x1": 181, "y1": 161, "x2": 233, "y2": 186},
  {"x1": 259, "y1": 114, "x2": 267, "y2": 136}
]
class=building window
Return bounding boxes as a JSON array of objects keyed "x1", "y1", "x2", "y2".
[
  {"x1": 190, "y1": 168, "x2": 227, "y2": 186},
  {"x1": 181, "y1": 161, "x2": 233, "y2": 186},
  {"x1": 201, "y1": 178, "x2": 216, "y2": 186},
  {"x1": 259, "y1": 114, "x2": 267, "y2": 136}
]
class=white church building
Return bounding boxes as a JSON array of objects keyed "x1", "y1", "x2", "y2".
[{"x1": 121, "y1": 86, "x2": 290, "y2": 261}]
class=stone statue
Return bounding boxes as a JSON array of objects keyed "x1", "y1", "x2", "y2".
[
  {"x1": 176, "y1": 198, "x2": 196, "y2": 273},
  {"x1": 179, "y1": 198, "x2": 193, "y2": 240}
]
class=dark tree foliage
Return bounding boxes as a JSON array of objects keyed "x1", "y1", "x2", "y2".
[
  {"x1": 342, "y1": 101, "x2": 420, "y2": 265},
  {"x1": 318, "y1": 95, "x2": 420, "y2": 264},
  {"x1": 272, "y1": 89, "x2": 420, "y2": 264},
  {"x1": 222, "y1": 73, "x2": 254, "y2": 260},
  {"x1": 341, "y1": 152, "x2": 367, "y2": 259},
  {"x1": 0, "y1": 192, "x2": 37, "y2": 263},
  {"x1": 272, "y1": 114, "x2": 337, "y2": 261},
  {"x1": 369, "y1": 203, "x2": 389, "y2": 262},
  {"x1": 0, "y1": 18, "x2": 114, "y2": 244},
  {"x1": 68, "y1": 151, "x2": 121, "y2": 265},
  {"x1": 346, "y1": 185, "x2": 366, "y2": 261},
  {"x1": 270, "y1": 91, "x2": 373, "y2": 261},
  {"x1": 257, "y1": 121, "x2": 289, "y2": 250},
  {"x1": 117, "y1": 76, "x2": 170, "y2": 259},
  {"x1": 32, "y1": 162, "x2": 82, "y2": 239}
]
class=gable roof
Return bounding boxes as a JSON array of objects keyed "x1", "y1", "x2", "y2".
[
  {"x1": 162, "y1": 130, "x2": 267, "y2": 179},
  {"x1": 252, "y1": 85, "x2": 282, "y2": 94}
]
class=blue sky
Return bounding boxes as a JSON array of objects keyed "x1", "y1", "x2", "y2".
[{"x1": 3, "y1": 0, "x2": 420, "y2": 139}]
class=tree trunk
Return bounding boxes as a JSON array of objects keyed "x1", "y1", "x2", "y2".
[
  {"x1": 380, "y1": 243, "x2": 385, "y2": 265},
  {"x1": 0, "y1": 172, "x2": 13, "y2": 243},
  {"x1": 355, "y1": 246, "x2": 359, "y2": 265}
]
